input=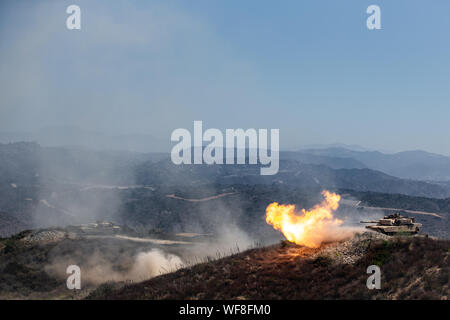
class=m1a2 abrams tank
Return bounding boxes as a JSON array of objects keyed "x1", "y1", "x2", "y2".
[{"x1": 360, "y1": 213, "x2": 422, "y2": 236}]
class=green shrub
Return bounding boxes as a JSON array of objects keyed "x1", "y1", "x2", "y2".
[{"x1": 3, "y1": 239, "x2": 17, "y2": 254}]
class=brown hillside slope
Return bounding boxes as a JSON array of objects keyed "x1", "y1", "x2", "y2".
[{"x1": 90, "y1": 233, "x2": 449, "y2": 300}]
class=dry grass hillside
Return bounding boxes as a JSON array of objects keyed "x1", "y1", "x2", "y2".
[{"x1": 90, "y1": 233, "x2": 449, "y2": 300}]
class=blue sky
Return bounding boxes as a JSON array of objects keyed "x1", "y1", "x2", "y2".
[{"x1": 0, "y1": 0, "x2": 449, "y2": 153}]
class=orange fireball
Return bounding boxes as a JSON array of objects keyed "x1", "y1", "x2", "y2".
[{"x1": 266, "y1": 191, "x2": 343, "y2": 248}]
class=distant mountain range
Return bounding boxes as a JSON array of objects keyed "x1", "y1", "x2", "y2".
[
  {"x1": 2, "y1": 127, "x2": 450, "y2": 181},
  {"x1": 1, "y1": 142, "x2": 450, "y2": 199},
  {"x1": 298, "y1": 143, "x2": 374, "y2": 152},
  {"x1": 3, "y1": 127, "x2": 450, "y2": 182},
  {"x1": 299, "y1": 147, "x2": 450, "y2": 181},
  {"x1": 134, "y1": 158, "x2": 450, "y2": 199}
]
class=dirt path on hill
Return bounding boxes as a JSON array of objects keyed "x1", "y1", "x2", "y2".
[{"x1": 166, "y1": 192, "x2": 236, "y2": 202}]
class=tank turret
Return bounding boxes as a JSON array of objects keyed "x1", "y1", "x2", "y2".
[{"x1": 360, "y1": 213, "x2": 421, "y2": 235}]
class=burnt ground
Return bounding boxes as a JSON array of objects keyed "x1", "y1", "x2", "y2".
[{"x1": 90, "y1": 233, "x2": 449, "y2": 300}]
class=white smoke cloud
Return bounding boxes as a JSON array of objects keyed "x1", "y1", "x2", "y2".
[
  {"x1": 128, "y1": 249, "x2": 183, "y2": 281},
  {"x1": 46, "y1": 248, "x2": 184, "y2": 285}
]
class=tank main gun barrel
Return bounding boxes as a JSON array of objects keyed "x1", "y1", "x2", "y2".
[{"x1": 360, "y1": 220, "x2": 378, "y2": 223}]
